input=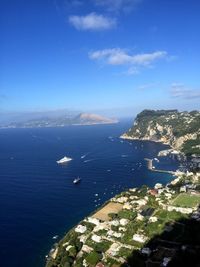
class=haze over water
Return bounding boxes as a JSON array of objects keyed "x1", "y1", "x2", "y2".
[{"x1": 0, "y1": 121, "x2": 179, "y2": 267}]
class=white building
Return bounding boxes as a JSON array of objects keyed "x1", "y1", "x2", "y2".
[
  {"x1": 123, "y1": 203, "x2": 132, "y2": 210},
  {"x1": 180, "y1": 186, "x2": 187, "y2": 193},
  {"x1": 106, "y1": 243, "x2": 121, "y2": 256},
  {"x1": 79, "y1": 235, "x2": 87, "y2": 243},
  {"x1": 167, "y1": 206, "x2": 193, "y2": 214},
  {"x1": 91, "y1": 234, "x2": 102, "y2": 243},
  {"x1": 107, "y1": 230, "x2": 122, "y2": 238},
  {"x1": 115, "y1": 197, "x2": 128, "y2": 203},
  {"x1": 149, "y1": 216, "x2": 158, "y2": 223},
  {"x1": 133, "y1": 234, "x2": 148, "y2": 243},
  {"x1": 87, "y1": 217, "x2": 100, "y2": 225},
  {"x1": 110, "y1": 220, "x2": 120, "y2": 226},
  {"x1": 136, "y1": 214, "x2": 144, "y2": 221},
  {"x1": 75, "y1": 225, "x2": 87, "y2": 234},
  {"x1": 82, "y1": 245, "x2": 93, "y2": 253},
  {"x1": 120, "y1": 218, "x2": 129, "y2": 226},
  {"x1": 155, "y1": 183, "x2": 163, "y2": 189}
]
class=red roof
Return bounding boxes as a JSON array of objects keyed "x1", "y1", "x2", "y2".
[
  {"x1": 149, "y1": 189, "x2": 158, "y2": 195},
  {"x1": 96, "y1": 263, "x2": 105, "y2": 267}
]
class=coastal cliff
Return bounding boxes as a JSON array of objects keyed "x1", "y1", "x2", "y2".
[{"x1": 121, "y1": 109, "x2": 200, "y2": 156}]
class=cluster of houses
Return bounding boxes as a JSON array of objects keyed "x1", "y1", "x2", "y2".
[{"x1": 49, "y1": 170, "x2": 200, "y2": 267}]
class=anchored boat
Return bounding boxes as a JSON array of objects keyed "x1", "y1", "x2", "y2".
[
  {"x1": 73, "y1": 177, "x2": 81, "y2": 184},
  {"x1": 56, "y1": 156, "x2": 72, "y2": 164}
]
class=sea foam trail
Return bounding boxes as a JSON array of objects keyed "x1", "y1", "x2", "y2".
[
  {"x1": 81, "y1": 152, "x2": 91, "y2": 159},
  {"x1": 83, "y1": 159, "x2": 96, "y2": 163}
]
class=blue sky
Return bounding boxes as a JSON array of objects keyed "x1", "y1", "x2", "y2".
[{"x1": 1, "y1": 0, "x2": 200, "y2": 116}]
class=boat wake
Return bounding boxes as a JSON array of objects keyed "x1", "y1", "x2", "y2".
[
  {"x1": 83, "y1": 159, "x2": 95, "y2": 163},
  {"x1": 81, "y1": 152, "x2": 90, "y2": 159}
]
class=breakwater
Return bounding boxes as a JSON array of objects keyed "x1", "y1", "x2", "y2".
[{"x1": 144, "y1": 158, "x2": 176, "y2": 175}]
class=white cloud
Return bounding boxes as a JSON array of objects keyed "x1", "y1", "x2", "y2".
[
  {"x1": 89, "y1": 48, "x2": 167, "y2": 66},
  {"x1": 94, "y1": 0, "x2": 142, "y2": 13},
  {"x1": 126, "y1": 66, "x2": 140, "y2": 75},
  {"x1": 138, "y1": 82, "x2": 159, "y2": 90},
  {"x1": 69, "y1": 12, "x2": 116, "y2": 30},
  {"x1": 170, "y1": 83, "x2": 200, "y2": 99}
]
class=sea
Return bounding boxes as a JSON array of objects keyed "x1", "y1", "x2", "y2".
[{"x1": 0, "y1": 120, "x2": 180, "y2": 267}]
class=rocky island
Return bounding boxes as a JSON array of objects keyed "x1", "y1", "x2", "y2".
[
  {"x1": 72, "y1": 113, "x2": 118, "y2": 126},
  {"x1": 0, "y1": 112, "x2": 118, "y2": 128},
  {"x1": 46, "y1": 110, "x2": 200, "y2": 267}
]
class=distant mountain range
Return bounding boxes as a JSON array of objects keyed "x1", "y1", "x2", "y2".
[{"x1": 0, "y1": 112, "x2": 118, "y2": 128}]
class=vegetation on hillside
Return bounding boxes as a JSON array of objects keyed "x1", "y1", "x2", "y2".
[{"x1": 125, "y1": 109, "x2": 200, "y2": 156}]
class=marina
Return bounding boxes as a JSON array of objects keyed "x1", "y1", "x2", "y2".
[{"x1": 145, "y1": 158, "x2": 176, "y2": 175}]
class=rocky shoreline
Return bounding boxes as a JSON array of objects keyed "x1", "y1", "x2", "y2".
[{"x1": 121, "y1": 110, "x2": 200, "y2": 157}]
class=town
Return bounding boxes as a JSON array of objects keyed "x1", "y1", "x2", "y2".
[{"x1": 46, "y1": 169, "x2": 200, "y2": 267}]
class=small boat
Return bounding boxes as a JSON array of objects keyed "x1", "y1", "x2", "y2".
[
  {"x1": 56, "y1": 156, "x2": 72, "y2": 164},
  {"x1": 73, "y1": 177, "x2": 81, "y2": 184}
]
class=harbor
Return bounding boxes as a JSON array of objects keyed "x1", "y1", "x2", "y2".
[{"x1": 144, "y1": 158, "x2": 176, "y2": 175}]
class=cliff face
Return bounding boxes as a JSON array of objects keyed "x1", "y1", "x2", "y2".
[{"x1": 121, "y1": 109, "x2": 200, "y2": 155}]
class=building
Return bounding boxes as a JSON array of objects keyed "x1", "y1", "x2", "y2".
[{"x1": 133, "y1": 234, "x2": 148, "y2": 243}]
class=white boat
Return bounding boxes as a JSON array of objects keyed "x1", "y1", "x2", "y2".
[
  {"x1": 73, "y1": 177, "x2": 81, "y2": 184},
  {"x1": 56, "y1": 156, "x2": 72, "y2": 164},
  {"x1": 171, "y1": 150, "x2": 179, "y2": 155}
]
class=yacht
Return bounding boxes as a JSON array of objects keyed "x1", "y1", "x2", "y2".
[
  {"x1": 56, "y1": 156, "x2": 72, "y2": 164},
  {"x1": 73, "y1": 177, "x2": 81, "y2": 184}
]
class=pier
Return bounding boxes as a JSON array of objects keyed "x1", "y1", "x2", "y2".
[{"x1": 144, "y1": 158, "x2": 175, "y2": 175}]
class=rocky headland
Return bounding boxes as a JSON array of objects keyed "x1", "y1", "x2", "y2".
[{"x1": 121, "y1": 109, "x2": 200, "y2": 156}]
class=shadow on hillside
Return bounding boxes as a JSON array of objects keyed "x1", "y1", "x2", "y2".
[{"x1": 121, "y1": 210, "x2": 200, "y2": 267}]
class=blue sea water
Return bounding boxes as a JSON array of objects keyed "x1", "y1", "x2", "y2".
[{"x1": 0, "y1": 121, "x2": 179, "y2": 267}]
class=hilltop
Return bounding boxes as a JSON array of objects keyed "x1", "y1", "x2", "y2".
[
  {"x1": 121, "y1": 110, "x2": 200, "y2": 156},
  {"x1": 73, "y1": 113, "x2": 118, "y2": 125}
]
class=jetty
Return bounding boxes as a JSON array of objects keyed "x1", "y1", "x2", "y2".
[{"x1": 144, "y1": 158, "x2": 175, "y2": 175}]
